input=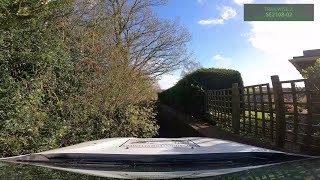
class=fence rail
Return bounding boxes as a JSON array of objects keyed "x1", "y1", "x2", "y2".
[{"x1": 204, "y1": 75, "x2": 320, "y2": 150}]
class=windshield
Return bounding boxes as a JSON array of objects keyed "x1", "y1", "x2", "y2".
[{"x1": 0, "y1": 0, "x2": 319, "y2": 179}]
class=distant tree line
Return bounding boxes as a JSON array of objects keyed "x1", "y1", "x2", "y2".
[{"x1": 0, "y1": 0, "x2": 190, "y2": 157}]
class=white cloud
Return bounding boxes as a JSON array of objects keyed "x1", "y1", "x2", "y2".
[
  {"x1": 233, "y1": 0, "x2": 254, "y2": 6},
  {"x1": 213, "y1": 54, "x2": 232, "y2": 67},
  {"x1": 158, "y1": 74, "x2": 179, "y2": 90},
  {"x1": 220, "y1": 6, "x2": 237, "y2": 20},
  {"x1": 243, "y1": 0, "x2": 320, "y2": 83},
  {"x1": 198, "y1": 19, "x2": 224, "y2": 25},
  {"x1": 198, "y1": 6, "x2": 237, "y2": 25}
]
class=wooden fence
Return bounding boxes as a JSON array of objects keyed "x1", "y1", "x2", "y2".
[{"x1": 204, "y1": 75, "x2": 320, "y2": 150}]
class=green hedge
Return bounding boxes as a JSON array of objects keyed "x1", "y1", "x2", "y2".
[{"x1": 159, "y1": 68, "x2": 243, "y2": 117}]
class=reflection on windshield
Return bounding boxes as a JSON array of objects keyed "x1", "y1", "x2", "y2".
[
  {"x1": 215, "y1": 158, "x2": 320, "y2": 180},
  {"x1": 0, "y1": 162, "x2": 101, "y2": 180},
  {"x1": 1, "y1": 158, "x2": 320, "y2": 179}
]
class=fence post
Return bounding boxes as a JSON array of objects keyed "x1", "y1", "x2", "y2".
[
  {"x1": 203, "y1": 91, "x2": 208, "y2": 119},
  {"x1": 232, "y1": 83, "x2": 240, "y2": 134},
  {"x1": 271, "y1": 75, "x2": 286, "y2": 148},
  {"x1": 302, "y1": 79, "x2": 313, "y2": 149}
]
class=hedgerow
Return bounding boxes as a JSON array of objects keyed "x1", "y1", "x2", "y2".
[{"x1": 159, "y1": 68, "x2": 243, "y2": 117}]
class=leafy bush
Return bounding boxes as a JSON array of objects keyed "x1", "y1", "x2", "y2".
[
  {"x1": 0, "y1": 0, "x2": 159, "y2": 157},
  {"x1": 302, "y1": 58, "x2": 320, "y2": 79},
  {"x1": 302, "y1": 59, "x2": 320, "y2": 95},
  {"x1": 159, "y1": 68, "x2": 243, "y2": 117}
]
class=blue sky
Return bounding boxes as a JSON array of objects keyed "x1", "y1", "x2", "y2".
[{"x1": 156, "y1": 0, "x2": 320, "y2": 89}]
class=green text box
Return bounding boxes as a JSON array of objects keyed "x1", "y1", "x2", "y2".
[{"x1": 244, "y1": 4, "x2": 314, "y2": 21}]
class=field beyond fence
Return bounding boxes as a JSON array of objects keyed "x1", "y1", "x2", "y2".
[{"x1": 204, "y1": 75, "x2": 320, "y2": 152}]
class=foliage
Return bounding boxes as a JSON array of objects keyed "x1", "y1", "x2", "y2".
[
  {"x1": 302, "y1": 59, "x2": 320, "y2": 79},
  {"x1": 0, "y1": 0, "x2": 74, "y2": 156},
  {"x1": 159, "y1": 68, "x2": 243, "y2": 117},
  {"x1": 302, "y1": 58, "x2": 320, "y2": 93},
  {"x1": 0, "y1": 0, "x2": 193, "y2": 157}
]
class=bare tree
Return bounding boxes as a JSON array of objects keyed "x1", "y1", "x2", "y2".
[
  {"x1": 53, "y1": 0, "x2": 190, "y2": 106},
  {"x1": 180, "y1": 58, "x2": 202, "y2": 77},
  {"x1": 107, "y1": 0, "x2": 191, "y2": 77}
]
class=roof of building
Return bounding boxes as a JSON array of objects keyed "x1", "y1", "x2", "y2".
[{"x1": 289, "y1": 49, "x2": 320, "y2": 72}]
